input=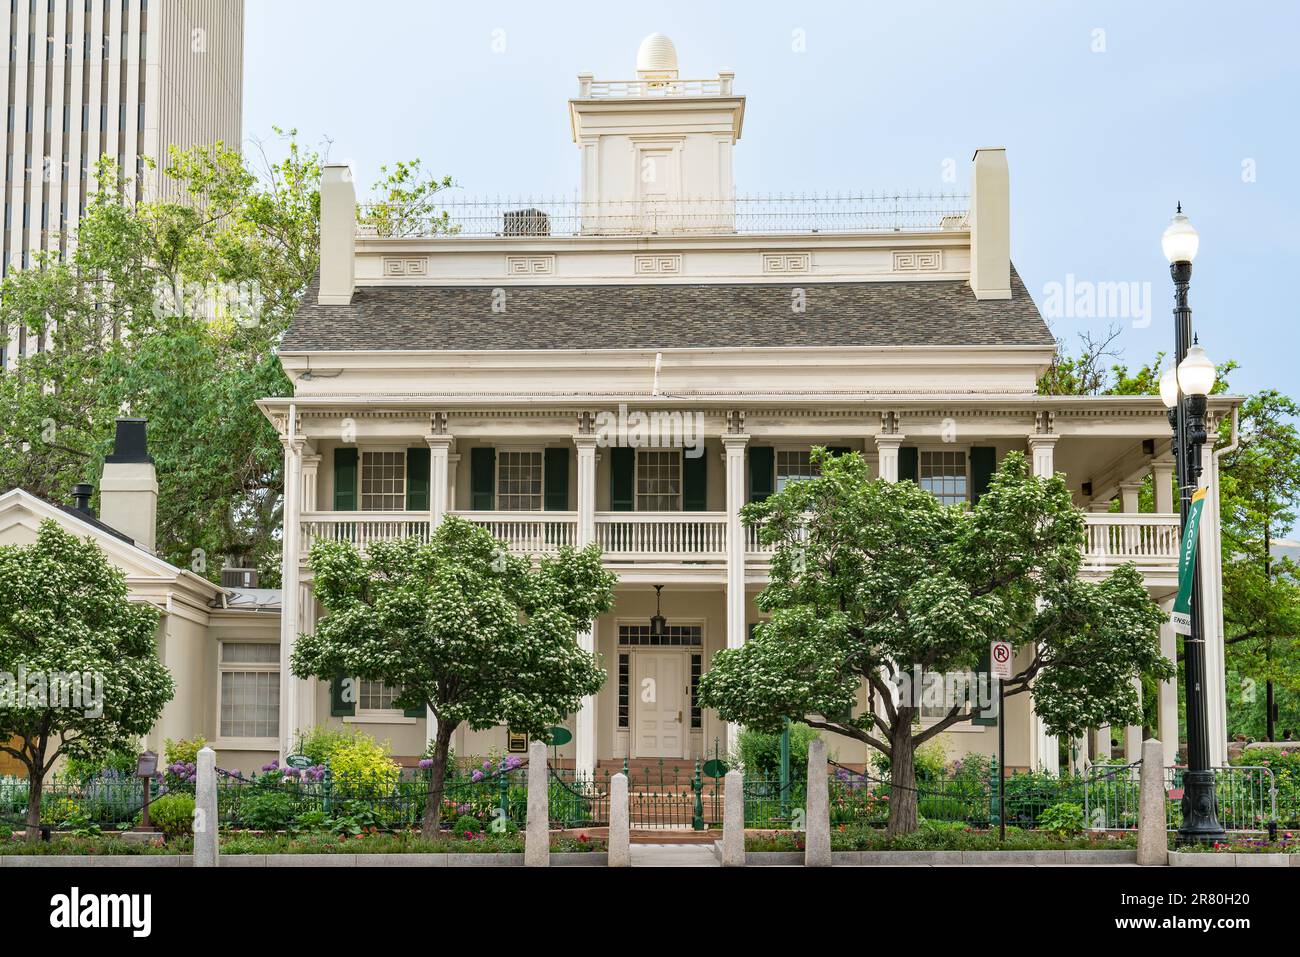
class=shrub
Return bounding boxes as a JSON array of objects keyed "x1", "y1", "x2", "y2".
[
  {"x1": 451, "y1": 813, "x2": 483, "y2": 836},
  {"x1": 328, "y1": 733, "x2": 400, "y2": 797},
  {"x1": 295, "y1": 726, "x2": 355, "y2": 768},
  {"x1": 735, "y1": 723, "x2": 821, "y2": 778},
  {"x1": 64, "y1": 748, "x2": 138, "y2": 782},
  {"x1": 871, "y1": 739, "x2": 947, "y2": 783},
  {"x1": 236, "y1": 788, "x2": 301, "y2": 831},
  {"x1": 148, "y1": 794, "x2": 195, "y2": 841},
  {"x1": 164, "y1": 736, "x2": 207, "y2": 767},
  {"x1": 1038, "y1": 802, "x2": 1086, "y2": 836}
]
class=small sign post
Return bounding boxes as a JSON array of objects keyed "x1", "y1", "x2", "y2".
[
  {"x1": 989, "y1": 641, "x2": 1013, "y2": 842},
  {"x1": 135, "y1": 750, "x2": 158, "y2": 832}
]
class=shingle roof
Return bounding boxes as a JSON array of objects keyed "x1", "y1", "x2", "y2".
[{"x1": 281, "y1": 266, "x2": 1052, "y2": 352}]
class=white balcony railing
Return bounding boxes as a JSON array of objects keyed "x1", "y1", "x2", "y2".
[
  {"x1": 455, "y1": 512, "x2": 579, "y2": 555},
  {"x1": 298, "y1": 511, "x2": 1181, "y2": 574},
  {"x1": 356, "y1": 192, "x2": 970, "y2": 239},
  {"x1": 1082, "y1": 513, "x2": 1181, "y2": 571},
  {"x1": 595, "y1": 512, "x2": 727, "y2": 561}
]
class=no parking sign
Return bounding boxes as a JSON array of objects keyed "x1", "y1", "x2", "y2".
[{"x1": 990, "y1": 640, "x2": 1013, "y2": 680}]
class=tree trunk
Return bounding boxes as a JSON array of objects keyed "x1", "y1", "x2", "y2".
[
  {"x1": 24, "y1": 770, "x2": 44, "y2": 843},
  {"x1": 886, "y1": 714, "x2": 918, "y2": 838},
  {"x1": 420, "y1": 720, "x2": 456, "y2": 840}
]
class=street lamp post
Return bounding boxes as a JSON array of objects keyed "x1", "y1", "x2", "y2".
[{"x1": 1159, "y1": 206, "x2": 1226, "y2": 844}]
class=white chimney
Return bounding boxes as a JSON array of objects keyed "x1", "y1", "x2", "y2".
[
  {"x1": 99, "y1": 418, "x2": 158, "y2": 554},
  {"x1": 318, "y1": 164, "x2": 356, "y2": 305},
  {"x1": 969, "y1": 148, "x2": 1011, "y2": 300}
]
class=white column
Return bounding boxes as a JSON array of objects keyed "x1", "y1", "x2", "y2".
[
  {"x1": 1152, "y1": 458, "x2": 1176, "y2": 514},
  {"x1": 874, "y1": 435, "x2": 904, "y2": 482},
  {"x1": 424, "y1": 434, "x2": 455, "y2": 752},
  {"x1": 278, "y1": 431, "x2": 302, "y2": 759},
  {"x1": 572, "y1": 434, "x2": 599, "y2": 780},
  {"x1": 1157, "y1": 597, "x2": 1179, "y2": 768},
  {"x1": 722, "y1": 433, "x2": 750, "y2": 756},
  {"x1": 1117, "y1": 476, "x2": 1144, "y2": 757},
  {"x1": 1199, "y1": 444, "x2": 1228, "y2": 768},
  {"x1": 1027, "y1": 434, "x2": 1060, "y2": 772},
  {"x1": 301, "y1": 454, "x2": 320, "y2": 513}
]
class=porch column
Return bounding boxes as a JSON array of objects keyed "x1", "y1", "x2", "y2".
[
  {"x1": 424, "y1": 432, "x2": 455, "y2": 752},
  {"x1": 1116, "y1": 477, "x2": 1143, "y2": 759},
  {"x1": 301, "y1": 453, "x2": 320, "y2": 512},
  {"x1": 1026, "y1": 434, "x2": 1060, "y2": 772},
  {"x1": 1199, "y1": 443, "x2": 1228, "y2": 768},
  {"x1": 572, "y1": 433, "x2": 599, "y2": 779},
  {"x1": 278, "y1": 423, "x2": 312, "y2": 759},
  {"x1": 874, "y1": 434, "x2": 904, "y2": 482},
  {"x1": 722, "y1": 433, "x2": 750, "y2": 756},
  {"x1": 1152, "y1": 458, "x2": 1176, "y2": 513},
  {"x1": 1157, "y1": 597, "x2": 1179, "y2": 767},
  {"x1": 1119, "y1": 481, "x2": 1143, "y2": 514}
]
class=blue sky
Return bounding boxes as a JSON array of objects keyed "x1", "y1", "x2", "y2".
[{"x1": 244, "y1": 0, "x2": 1298, "y2": 420}]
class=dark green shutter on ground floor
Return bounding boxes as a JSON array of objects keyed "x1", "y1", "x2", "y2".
[
  {"x1": 970, "y1": 446, "x2": 996, "y2": 504},
  {"x1": 610, "y1": 447, "x2": 635, "y2": 511},
  {"x1": 544, "y1": 447, "x2": 570, "y2": 511},
  {"x1": 403, "y1": 698, "x2": 425, "y2": 719},
  {"x1": 972, "y1": 649, "x2": 998, "y2": 726},
  {"x1": 748, "y1": 446, "x2": 774, "y2": 502},
  {"x1": 405, "y1": 447, "x2": 430, "y2": 511},
  {"x1": 470, "y1": 447, "x2": 495, "y2": 510},
  {"x1": 683, "y1": 451, "x2": 707, "y2": 511},
  {"x1": 330, "y1": 676, "x2": 355, "y2": 717},
  {"x1": 898, "y1": 446, "x2": 918, "y2": 483},
  {"x1": 334, "y1": 448, "x2": 358, "y2": 510}
]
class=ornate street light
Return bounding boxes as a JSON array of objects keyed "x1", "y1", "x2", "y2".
[{"x1": 1160, "y1": 205, "x2": 1226, "y2": 844}]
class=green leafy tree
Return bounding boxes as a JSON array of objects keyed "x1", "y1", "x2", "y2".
[
  {"x1": 0, "y1": 522, "x2": 172, "y2": 841},
  {"x1": 290, "y1": 516, "x2": 615, "y2": 838},
  {"x1": 697, "y1": 450, "x2": 1171, "y2": 836},
  {"x1": 1218, "y1": 391, "x2": 1300, "y2": 739}
]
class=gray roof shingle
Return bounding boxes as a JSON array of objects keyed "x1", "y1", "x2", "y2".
[{"x1": 281, "y1": 266, "x2": 1052, "y2": 352}]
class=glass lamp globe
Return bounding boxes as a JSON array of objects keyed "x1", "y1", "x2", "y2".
[
  {"x1": 1162, "y1": 210, "x2": 1200, "y2": 264},
  {"x1": 1159, "y1": 366, "x2": 1180, "y2": 409},
  {"x1": 1177, "y1": 343, "x2": 1217, "y2": 397}
]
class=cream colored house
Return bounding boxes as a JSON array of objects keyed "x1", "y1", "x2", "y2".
[
  {"x1": 0, "y1": 419, "x2": 277, "y2": 772},
  {"x1": 247, "y1": 35, "x2": 1233, "y2": 778}
]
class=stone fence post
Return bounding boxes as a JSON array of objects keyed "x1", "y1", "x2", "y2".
[
  {"x1": 722, "y1": 769, "x2": 745, "y2": 866},
  {"x1": 1137, "y1": 738, "x2": 1168, "y2": 866},
  {"x1": 805, "y1": 737, "x2": 830, "y2": 866},
  {"x1": 609, "y1": 772, "x2": 630, "y2": 867},
  {"x1": 525, "y1": 740, "x2": 549, "y2": 867},
  {"x1": 194, "y1": 746, "x2": 218, "y2": 868}
]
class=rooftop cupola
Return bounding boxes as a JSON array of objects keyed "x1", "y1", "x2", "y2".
[{"x1": 570, "y1": 34, "x2": 745, "y2": 220}]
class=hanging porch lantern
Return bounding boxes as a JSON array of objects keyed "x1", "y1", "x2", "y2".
[{"x1": 650, "y1": 584, "x2": 667, "y2": 638}]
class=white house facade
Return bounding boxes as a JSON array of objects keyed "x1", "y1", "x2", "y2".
[{"x1": 255, "y1": 36, "x2": 1239, "y2": 780}]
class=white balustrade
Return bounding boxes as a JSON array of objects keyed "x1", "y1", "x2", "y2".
[
  {"x1": 594, "y1": 512, "x2": 727, "y2": 560},
  {"x1": 300, "y1": 512, "x2": 431, "y2": 555},
  {"x1": 454, "y1": 512, "x2": 579, "y2": 555},
  {"x1": 1082, "y1": 513, "x2": 1180, "y2": 569}
]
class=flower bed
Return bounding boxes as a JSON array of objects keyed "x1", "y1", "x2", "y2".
[{"x1": 745, "y1": 825, "x2": 1138, "y2": 854}]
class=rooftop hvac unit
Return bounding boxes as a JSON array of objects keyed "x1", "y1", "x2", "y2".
[
  {"x1": 503, "y1": 208, "x2": 551, "y2": 236},
  {"x1": 221, "y1": 567, "x2": 259, "y2": 589}
]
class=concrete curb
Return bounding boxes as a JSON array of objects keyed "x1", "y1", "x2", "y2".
[
  {"x1": 743, "y1": 848, "x2": 1138, "y2": 866},
  {"x1": 1168, "y1": 849, "x2": 1295, "y2": 868}
]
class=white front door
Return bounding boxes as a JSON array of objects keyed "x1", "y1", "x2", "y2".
[{"x1": 633, "y1": 652, "x2": 685, "y2": 758}]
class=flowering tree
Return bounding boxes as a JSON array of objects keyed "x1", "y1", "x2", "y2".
[
  {"x1": 291, "y1": 516, "x2": 615, "y2": 838},
  {"x1": 698, "y1": 450, "x2": 1171, "y2": 836},
  {"x1": 0, "y1": 521, "x2": 172, "y2": 841}
]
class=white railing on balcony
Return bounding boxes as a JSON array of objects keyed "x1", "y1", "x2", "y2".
[
  {"x1": 300, "y1": 512, "x2": 431, "y2": 555},
  {"x1": 595, "y1": 512, "x2": 728, "y2": 561},
  {"x1": 578, "y1": 74, "x2": 734, "y2": 98},
  {"x1": 1082, "y1": 513, "x2": 1181, "y2": 570},
  {"x1": 454, "y1": 512, "x2": 579, "y2": 555},
  {"x1": 356, "y1": 192, "x2": 970, "y2": 239}
]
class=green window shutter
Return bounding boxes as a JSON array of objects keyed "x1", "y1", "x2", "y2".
[
  {"x1": 403, "y1": 694, "x2": 425, "y2": 719},
  {"x1": 544, "y1": 447, "x2": 570, "y2": 511},
  {"x1": 826, "y1": 446, "x2": 852, "y2": 458},
  {"x1": 972, "y1": 650, "x2": 998, "y2": 726},
  {"x1": 898, "y1": 446, "x2": 918, "y2": 483},
  {"x1": 970, "y1": 447, "x2": 996, "y2": 504},
  {"x1": 333, "y1": 448, "x2": 358, "y2": 511},
  {"x1": 748, "y1": 446, "x2": 774, "y2": 502},
  {"x1": 682, "y1": 451, "x2": 708, "y2": 511},
  {"x1": 470, "y1": 447, "x2": 496, "y2": 511},
  {"x1": 609, "y1": 447, "x2": 635, "y2": 511},
  {"x1": 406, "y1": 447, "x2": 430, "y2": 511},
  {"x1": 330, "y1": 676, "x2": 355, "y2": 717}
]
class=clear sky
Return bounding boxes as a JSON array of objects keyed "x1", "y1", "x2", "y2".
[{"x1": 244, "y1": 1, "x2": 1298, "y2": 435}]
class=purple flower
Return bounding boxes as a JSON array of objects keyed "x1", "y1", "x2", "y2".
[
  {"x1": 418, "y1": 759, "x2": 433, "y2": 769},
  {"x1": 481, "y1": 760, "x2": 492, "y2": 771},
  {"x1": 471, "y1": 770, "x2": 484, "y2": 782}
]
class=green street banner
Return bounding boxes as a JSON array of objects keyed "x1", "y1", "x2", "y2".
[{"x1": 1170, "y1": 487, "x2": 1207, "y2": 635}]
